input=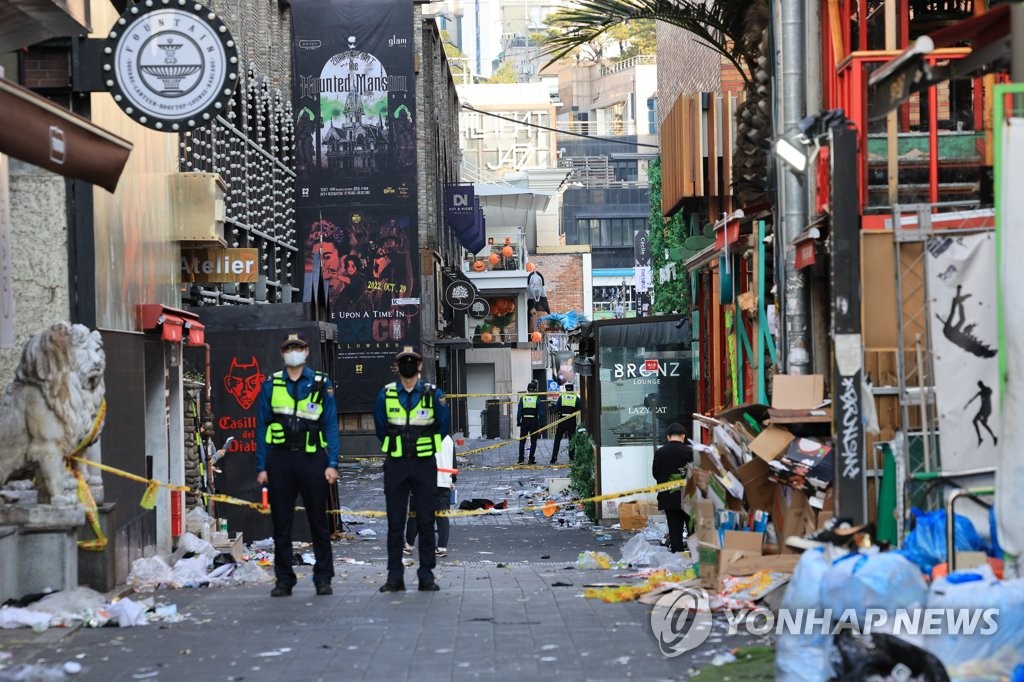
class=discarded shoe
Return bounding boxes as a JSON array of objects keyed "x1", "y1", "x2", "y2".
[
  {"x1": 379, "y1": 582, "x2": 406, "y2": 593},
  {"x1": 435, "y1": 547, "x2": 447, "y2": 557},
  {"x1": 270, "y1": 583, "x2": 293, "y2": 597},
  {"x1": 418, "y1": 581, "x2": 440, "y2": 591},
  {"x1": 786, "y1": 517, "x2": 872, "y2": 551},
  {"x1": 315, "y1": 583, "x2": 333, "y2": 596},
  {"x1": 403, "y1": 543, "x2": 414, "y2": 555}
]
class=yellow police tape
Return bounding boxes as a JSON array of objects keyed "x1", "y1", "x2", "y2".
[
  {"x1": 66, "y1": 399, "x2": 108, "y2": 551},
  {"x1": 457, "y1": 411, "x2": 581, "y2": 457},
  {"x1": 67, "y1": 452, "x2": 684, "y2": 522}
]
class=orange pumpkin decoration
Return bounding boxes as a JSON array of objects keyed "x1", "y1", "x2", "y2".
[
  {"x1": 530, "y1": 331, "x2": 542, "y2": 343},
  {"x1": 472, "y1": 259, "x2": 485, "y2": 272},
  {"x1": 491, "y1": 297, "x2": 514, "y2": 315},
  {"x1": 480, "y1": 331, "x2": 493, "y2": 343},
  {"x1": 525, "y1": 262, "x2": 536, "y2": 272},
  {"x1": 502, "y1": 245, "x2": 514, "y2": 258},
  {"x1": 488, "y1": 252, "x2": 500, "y2": 265}
]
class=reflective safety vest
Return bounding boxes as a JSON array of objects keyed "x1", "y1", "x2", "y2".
[
  {"x1": 265, "y1": 371, "x2": 327, "y2": 453},
  {"x1": 381, "y1": 382, "x2": 441, "y2": 458},
  {"x1": 559, "y1": 393, "x2": 579, "y2": 414},
  {"x1": 521, "y1": 394, "x2": 539, "y2": 419}
]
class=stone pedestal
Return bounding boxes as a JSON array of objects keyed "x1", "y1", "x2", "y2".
[
  {"x1": 0, "y1": 503, "x2": 84, "y2": 599},
  {"x1": 78, "y1": 502, "x2": 117, "y2": 593},
  {"x1": 0, "y1": 526, "x2": 17, "y2": 602}
]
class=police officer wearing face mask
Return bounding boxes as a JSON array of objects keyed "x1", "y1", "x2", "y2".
[
  {"x1": 517, "y1": 380, "x2": 541, "y2": 465},
  {"x1": 255, "y1": 333, "x2": 340, "y2": 598},
  {"x1": 549, "y1": 383, "x2": 580, "y2": 464},
  {"x1": 373, "y1": 346, "x2": 450, "y2": 592}
]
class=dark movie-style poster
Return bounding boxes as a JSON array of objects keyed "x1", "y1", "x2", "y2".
[{"x1": 292, "y1": 0, "x2": 418, "y2": 410}]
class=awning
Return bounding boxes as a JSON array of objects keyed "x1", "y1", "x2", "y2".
[
  {"x1": 0, "y1": 0, "x2": 88, "y2": 53},
  {"x1": 137, "y1": 304, "x2": 203, "y2": 345},
  {"x1": 868, "y1": 4, "x2": 1010, "y2": 120},
  {"x1": 0, "y1": 77, "x2": 133, "y2": 192}
]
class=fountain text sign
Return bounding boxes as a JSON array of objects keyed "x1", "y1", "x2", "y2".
[{"x1": 101, "y1": 2, "x2": 239, "y2": 131}]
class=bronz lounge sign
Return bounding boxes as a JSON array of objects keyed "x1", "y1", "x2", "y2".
[{"x1": 101, "y1": 1, "x2": 238, "y2": 131}]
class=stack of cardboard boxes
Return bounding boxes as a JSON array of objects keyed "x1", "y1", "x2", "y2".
[{"x1": 689, "y1": 375, "x2": 836, "y2": 590}]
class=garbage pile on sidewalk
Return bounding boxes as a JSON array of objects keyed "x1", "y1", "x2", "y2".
[
  {"x1": 0, "y1": 586, "x2": 186, "y2": 632},
  {"x1": 775, "y1": 544, "x2": 1024, "y2": 681}
]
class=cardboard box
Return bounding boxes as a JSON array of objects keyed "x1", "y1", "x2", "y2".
[
  {"x1": 213, "y1": 532, "x2": 245, "y2": 563},
  {"x1": 720, "y1": 552, "x2": 801, "y2": 576},
  {"x1": 618, "y1": 500, "x2": 649, "y2": 530},
  {"x1": 768, "y1": 437, "x2": 834, "y2": 497},
  {"x1": 751, "y1": 426, "x2": 795, "y2": 462},
  {"x1": 735, "y1": 457, "x2": 776, "y2": 513},
  {"x1": 718, "y1": 530, "x2": 764, "y2": 575},
  {"x1": 772, "y1": 374, "x2": 825, "y2": 410},
  {"x1": 694, "y1": 500, "x2": 717, "y2": 538},
  {"x1": 698, "y1": 541, "x2": 720, "y2": 587},
  {"x1": 774, "y1": 489, "x2": 810, "y2": 553}
]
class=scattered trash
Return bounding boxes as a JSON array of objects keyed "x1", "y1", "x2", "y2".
[
  {"x1": 832, "y1": 631, "x2": 949, "y2": 681},
  {"x1": 356, "y1": 529, "x2": 377, "y2": 539},
  {"x1": 711, "y1": 652, "x2": 736, "y2": 666},
  {"x1": 301, "y1": 553, "x2": 316, "y2": 565},
  {"x1": 107, "y1": 598, "x2": 149, "y2": 627},
  {"x1": 576, "y1": 551, "x2": 613, "y2": 570},
  {"x1": 128, "y1": 556, "x2": 176, "y2": 593},
  {"x1": 550, "y1": 582, "x2": 574, "y2": 587},
  {"x1": 900, "y1": 508, "x2": 989, "y2": 575},
  {"x1": 0, "y1": 663, "x2": 68, "y2": 681},
  {"x1": 62, "y1": 661, "x2": 83, "y2": 675},
  {"x1": 595, "y1": 534, "x2": 613, "y2": 542},
  {"x1": 251, "y1": 538, "x2": 274, "y2": 551},
  {"x1": 0, "y1": 607, "x2": 52, "y2": 632}
]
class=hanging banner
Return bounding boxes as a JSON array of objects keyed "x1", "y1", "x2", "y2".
[
  {"x1": 926, "y1": 231, "x2": 999, "y2": 472},
  {"x1": 292, "y1": 0, "x2": 418, "y2": 410}
]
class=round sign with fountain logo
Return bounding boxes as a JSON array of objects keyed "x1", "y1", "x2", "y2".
[{"x1": 102, "y1": 1, "x2": 239, "y2": 131}]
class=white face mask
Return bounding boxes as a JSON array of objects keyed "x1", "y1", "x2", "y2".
[{"x1": 283, "y1": 350, "x2": 308, "y2": 367}]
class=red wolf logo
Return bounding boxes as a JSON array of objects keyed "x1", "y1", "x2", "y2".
[{"x1": 224, "y1": 356, "x2": 265, "y2": 410}]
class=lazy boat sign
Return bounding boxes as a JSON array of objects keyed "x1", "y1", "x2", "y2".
[{"x1": 181, "y1": 247, "x2": 258, "y2": 283}]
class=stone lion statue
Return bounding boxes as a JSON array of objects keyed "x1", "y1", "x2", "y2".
[{"x1": 0, "y1": 322, "x2": 105, "y2": 505}]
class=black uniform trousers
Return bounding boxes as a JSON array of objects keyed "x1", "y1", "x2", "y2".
[
  {"x1": 266, "y1": 447, "x2": 334, "y2": 587},
  {"x1": 383, "y1": 454, "x2": 437, "y2": 585},
  {"x1": 550, "y1": 418, "x2": 577, "y2": 462},
  {"x1": 518, "y1": 418, "x2": 539, "y2": 462}
]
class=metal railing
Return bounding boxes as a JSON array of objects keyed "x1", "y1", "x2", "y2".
[
  {"x1": 834, "y1": 48, "x2": 980, "y2": 211},
  {"x1": 598, "y1": 55, "x2": 656, "y2": 77}
]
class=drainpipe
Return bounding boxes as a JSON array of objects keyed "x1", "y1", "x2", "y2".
[{"x1": 779, "y1": 0, "x2": 810, "y2": 374}]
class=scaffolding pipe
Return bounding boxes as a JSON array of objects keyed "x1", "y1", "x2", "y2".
[{"x1": 780, "y1": 0, "x2": 810, "y2": 374}]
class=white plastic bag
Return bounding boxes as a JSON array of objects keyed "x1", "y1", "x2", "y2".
[
  {"x1": 178, "y1": 532, "x2": 218, "y2": 561},
  {"x1": 820, "y1": 550, "x2": 928, "y2": 621},
  {"x1": 232, "y1": 561, "x2": 273, "y2": 584},
  {"x1": 775, "y1": 548, "x2": 832, "y2": 682},
  {"x1": 576, "y1": 551, "x2": 612, "y2": 569},
  {"x1": 108, "y1": 598, "x2": 149, "y2": 627},
  {"x1": 127, "y1": 556, "x2": 175, "y2": 593},
  {"x1": 172, "y1": 556, "x2": 210, "y2": 587},
  {"x1": 923, "y1": 573, "x2": 1024, "y2": 678},
  {"x1": 0, "y1": 607, "x2": 52, "y2": 631},
  {"x1": 621, "y1": 533, "x2": 662, "y2": 566},
  {"x1": 31, "y1": 586, "x2": 109, "y2": 628}
]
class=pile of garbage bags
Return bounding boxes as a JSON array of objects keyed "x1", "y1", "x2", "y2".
[
  {"x1": 775, "y1": 547, "x2": 1024, "y2": 681},
  {"x1": 127, "y1": 532, "x2": 272, "y2": 592},
  {"x1": 0, "y1": 587, "x2": 180, "y2": 631}
]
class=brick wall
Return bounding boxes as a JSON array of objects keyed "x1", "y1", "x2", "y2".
[
  {"x1": 532, "y1": 254, "x2": 584, "y2": 317},
  {"x1": 21, "y1": 48, "x2": 68, "y2": 89},
  {"x1": 656, "y1": 24, "x2": 722, "y2": 132},
  {"x1": 720, "y1": 56, "x2": 746, "y2": 96},
  {"x1": 207, "y1": 0, "x2": 292, "y2": 95}
]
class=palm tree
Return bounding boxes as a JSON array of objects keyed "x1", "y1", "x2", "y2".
[
  {"x1": 543, "y1": 0, "x2": 773, "y2": 205},
  {"x1": 542, "y1": 0, "x2": 763, "y2": 86}
]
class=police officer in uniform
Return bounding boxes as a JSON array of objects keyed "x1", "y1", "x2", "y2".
[
  {"x1": 549, "y1": 383, "x2": 580, "y2": 464},
  {"x1": 374, "y1": 346, "x2": 450, "y2": 592},
  {"x1": 517, "y1": 380, "x2": 541, "y2": 464},
  {"x1": 255, "y1": 333, "x2": 340, "y2": 597}
]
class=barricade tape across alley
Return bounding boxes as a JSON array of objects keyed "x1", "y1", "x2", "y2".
[
  {"x1": 64, "y1": 452, "x2": 685, "y2": 521},
  {"x1": 456, "y1": 410, "x2": 581, "y2": 458}
]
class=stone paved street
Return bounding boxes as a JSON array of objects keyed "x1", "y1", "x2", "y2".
[{"x1": 0, "y1": 437, "x2": 763, "y2": 681}]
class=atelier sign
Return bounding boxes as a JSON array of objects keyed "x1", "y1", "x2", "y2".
[
  {"x1": 102, "y1": 1, "x2": 239, "y2": 131},
  {"x1": 181, "y1": 248, "x2": 257, "y2": 283}
]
